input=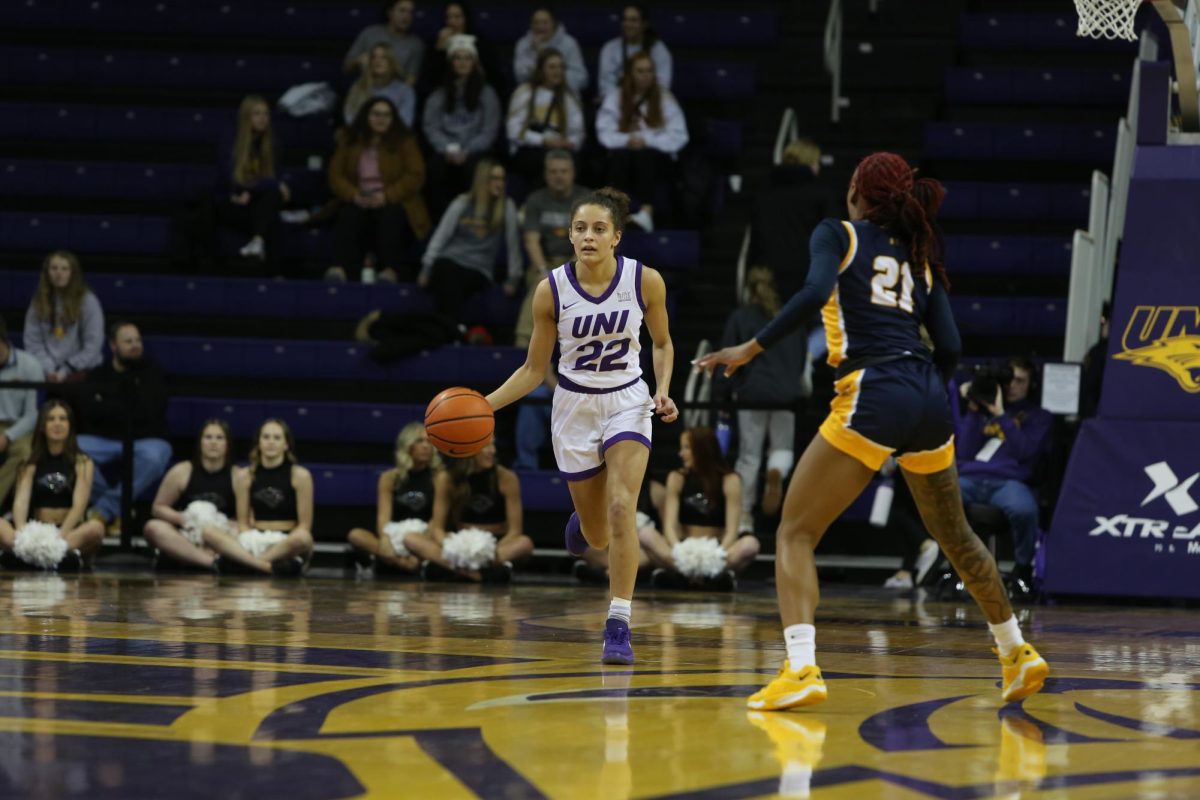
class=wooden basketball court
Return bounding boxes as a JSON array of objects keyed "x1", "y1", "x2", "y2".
[{"x1": 0, "y1": 573, "x2": 1196, "y2": 798}]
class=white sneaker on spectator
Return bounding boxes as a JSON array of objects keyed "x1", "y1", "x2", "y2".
[
  {"x1": 883, "y1": 571, "x2": 914, "y2": 590},
  {"x1": 239, "y1": 237, "x2": 265, "y2": 260},
  {"x1": 629, "y1": 208, "x2": 654, "y2": 232},
  {"x1": 361, "y1": 267, "x2": 377, "y2": 284},
  {"x1": 913, "y1": 539, "x2": 940, "y2": 585}
]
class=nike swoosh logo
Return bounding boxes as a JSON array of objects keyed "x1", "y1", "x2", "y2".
[{"x1": 563, "y1": 301, "x2": 579, "y2": 311}]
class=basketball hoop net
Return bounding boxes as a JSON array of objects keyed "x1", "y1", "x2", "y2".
[{"x1": 1074, "y1": 0, "x2": 1144, "y2": 41}]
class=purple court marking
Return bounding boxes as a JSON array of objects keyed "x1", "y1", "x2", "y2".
[
  {"x1": 0, "y1": 634, "x2": 534, "y2": 671},
  {"x1": 646, "y1": 765, "x2": 1200, "y2": 800},
  {"x1": 0, "y1": 731, "x2": 363, "y2": 799},
  {"x1": 996, "y1": 703, "x2": 1126, "y2": 745},
  {"x1": 1074, "y1": 702, "x2": 1200, "y2": 739},
  {"x1": 566, "y1": 258, "x2": 624, "y2": 304},
  {"x1": 412, "y1": 728, "x2": 546, "y2": 800},
  {"x1": 858, "y1": 696, "x2": 976, "y2": 752},
  {"x1": 602, "y1": 431, "x2": 651, "y2": 452}
]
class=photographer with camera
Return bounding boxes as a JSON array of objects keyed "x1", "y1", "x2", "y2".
[{"x1": 956, "y1": 356, "x2": 1051, "y2": 593}]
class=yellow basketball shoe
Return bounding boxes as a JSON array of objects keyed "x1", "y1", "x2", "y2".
[
  {"x1": 997, "y1": 643, "x2": 1049, "y2": 703},
  {"x1": 747, "y1": 665, "x2": 827, "y2": 711}
]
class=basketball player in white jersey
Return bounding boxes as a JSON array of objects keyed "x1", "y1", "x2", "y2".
[{"x1": 486, "y1": 187, "x2": 678, "y2": 664}]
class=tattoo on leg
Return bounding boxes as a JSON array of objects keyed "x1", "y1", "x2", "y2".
[{"x1": 903, "y1": 465, "x2": 1013, "y2": 623}]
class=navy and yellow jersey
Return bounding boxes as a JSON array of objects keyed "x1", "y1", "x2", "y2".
[
  {"x1": 754, "y1": 218, "x2": 963, "y2": 475},
  {"x1": 756, "y1": 218, "x2": 960, "y2": 376}
]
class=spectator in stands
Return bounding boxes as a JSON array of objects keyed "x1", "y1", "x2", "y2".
[
  {"x1": 597, "y1": 4, "x2": 672, "y2": 99},
  {"x1": 513, "y1": 8, "x2": 588, "y2": 94},
  {"x1": 418, "y1": 159, "x2": 521, "y2": 321},
  {"x1": 77, "y1": 321, "x2": 171, "y2": 533},
  {"x1": 0, "y1": 314, "x2": 44, "y2": 509},
  {"x1": 422, "y1": 34, "x2": 502, "y2": 217},
  {"x1": 957, "y1": 356, "x2": 1052, "y2": 591},
  {"x1": 347, "y1": 422, "x2": 444, "y2": 574},
  {"x1": 515, "y1": 149, "x2": 590, "y2": 347},
  {"x1": 404, "y1": 440, "x2": 532, "y2": 582},
  {"x1": 507, "y1": 49, "x2": 586, "y2": 187},
  {"x1": 638, "y1": 427, "x2": 760, "y2": 588},
  {"x1": 203, "y1": 419, "x2": 313, "y2": 576},
  {"x1": 143, "y1": 420, "x2": 236, "y2": 571},
  {"x1": 344, "y1": 44, "x2": 417, "y2": 129},
  {"x1": 423, "y1": 3, "x2": 503, "y2": 91},
  {"x1": 750, "y1": 138, "x2": 842, "y2": 300},
  {"x1": 217, "y1": 95, "x2": 290, "y2": 267},
  {"x1": 23, "y1": 250, "x2": 105, "y2": 383},
  {"x1": 0, "y1": 400, "x2": 104, "y2": 569},
  {"x1": 595, "y1": 52, "x2": 688, "y2": 233},
  {"x1": 327, "y1": 97, "x2": 431, "y2": 283},
  {"x1": 344, "y1": 0, "x2": 425, "y2": 85},
  {"x1": 1079, "y1": 301, "x2": 1110, "y2": 419},
  {"x1": 712, "y1": 268, "x2": 804, "y2": 533}
]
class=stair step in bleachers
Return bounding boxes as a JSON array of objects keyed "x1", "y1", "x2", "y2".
[
  {"x1": 942, "y1": 235, "x2": 1072, "y2": 276},
  {"x1": 0, "y1": 102, "x2": 334, "y2": 148},
  {"x1": 940, "y1": 181, "x2": 1090, "y2": 221},
  {"x1": 945, "y1": 66, "x2": 1129, "y2": 105},
  {"x1": 924, "y1": 121, "x2": 1115, "y2": 162}
]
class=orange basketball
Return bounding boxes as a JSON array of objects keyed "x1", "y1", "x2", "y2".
[{"x1": 424, "y1": 387, "x2": 495, "y2": 457}]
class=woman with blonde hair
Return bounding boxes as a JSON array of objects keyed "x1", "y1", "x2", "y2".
[
  {"x1": 347, "y1": 421, "x2": 443, "y2": 574},
  {"x1": 343, "y1": 44, "x2": 416, "y2": 129},
  {"x1": 596, "y1": 51, "x2": 688, "y2": 232},
  {"x1": 712, "y1": 267, "x2": 807, "y2": 533},
  {"x1": 418, "y1": 158, "x2": 521, "y2": 322},
  {"x1": 217, "y1": 95, "x2": 290, "y2": 267},
  {"x1": 23, "y1": 250, "x2": 105, "y2": 384},
  {"x1": 0, "y1": 400, "x2": 104, "y2": 570},
  {"x1": 328, "y1": 97, "x2": 430, "y2": 283},
  {"x1": 202, "y1": 419, "x2": 313, "y2": 576},
  {"x1": 506, "y1": 48, "x2": 584, "y2": 186}
]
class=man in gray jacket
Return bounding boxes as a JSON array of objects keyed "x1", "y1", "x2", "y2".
[{"x1": 0, "y1": 314, "x2": 45, "y2": 506}]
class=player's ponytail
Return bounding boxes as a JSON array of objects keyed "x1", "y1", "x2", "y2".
[
  {"x1": 855, "y1": 152, "x2": 949, "y2": 289},
  {"x1": 571, "y1": 186, "x2": 632, "y2": 232}
]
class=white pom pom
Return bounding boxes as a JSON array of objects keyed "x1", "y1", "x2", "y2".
[
  {"x1": 236, "y1": 529, "x2": 289, "y2": 558},
  {"x1": 671, "y1": 537, "x2": 728, "y2": 579},
  {"x1": 13, "y1": 522, "x2": 69, "y2": 570},
  {"x1": 382, "y1": 519, "x2": 427, "y2": 558},
  {"x1": 636, "y1": 511, "x2": 657, "y2": 532},
  {"x1": 182, "y1": 501, "x2": 231, "y2": 546},
  {"x1": 441, "y1": 527, "x2": 497, "y2": 571}
]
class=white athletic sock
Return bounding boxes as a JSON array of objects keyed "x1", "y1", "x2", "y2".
[
  {"x1": 784, "y1": 623, "x2": 816, "y2": 671},
  {"x1": 608, "y1": 597, "x2": 632, "y2": 625},
  {"x1": 779, "y1": 762, "x2": 813, "y2": 798},
  {"x1": 988, "y1": 616, "x2": 1025, "y2": 658}
]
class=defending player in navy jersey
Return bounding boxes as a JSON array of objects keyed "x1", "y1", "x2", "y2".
[
  {"x1": 698, "y1": 152, "x2": 1049, "y2": 710},
  {"x1": 486, "y1": 186, "x2": 678, "y2": 665}
]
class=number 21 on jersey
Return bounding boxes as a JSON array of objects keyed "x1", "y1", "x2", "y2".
[{"x1": 870, "y1": 256, "x2": 915, "y2": 313}]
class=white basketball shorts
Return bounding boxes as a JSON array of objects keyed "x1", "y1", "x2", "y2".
[{"x1": 551, "y1": 377, "x2": 653, "y2": 480}]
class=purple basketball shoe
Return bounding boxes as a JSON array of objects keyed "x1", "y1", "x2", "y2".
[
  {"x1": 601, "y1": 618, "x2": 634, "y2": 665},
  {"x1": 564, "y1": 511, "x2": 588, "y2": 557}
]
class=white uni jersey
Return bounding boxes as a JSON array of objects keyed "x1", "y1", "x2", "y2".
[{"x1": 549, "y1": 256, "x2": 646, "y2": 390}]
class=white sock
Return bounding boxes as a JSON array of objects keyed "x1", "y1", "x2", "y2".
[
  {"x1": 608, "y1": 597, "x2": 632, "y2": 625},
  {"x1": 988, "y1": 616, "x2": 1025, "y2": 657},
  {"x1": 784, "y1": 623, "x2": 816, "y2": 671},
  {"x1": 779, "y1": 762, "x2": 813, "y2": 798}
]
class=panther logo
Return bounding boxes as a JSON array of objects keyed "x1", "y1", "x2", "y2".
[{"x1": 1115, "y1": 306, "x2": 1200, "y2": 393}]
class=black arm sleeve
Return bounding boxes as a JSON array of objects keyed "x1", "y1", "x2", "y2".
[
  {"x1": 753, "y1": 219, "x2": 844, "y2": 349},
  {"x1": 925, "y1": 281, "x2": 961, "y2": 383}
]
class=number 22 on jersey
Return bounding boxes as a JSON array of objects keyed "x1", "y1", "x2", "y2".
[{"x1": 870, "y1": 256, "x2": 915, "y2": 313}]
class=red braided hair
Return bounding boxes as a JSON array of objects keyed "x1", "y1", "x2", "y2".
[{"x1": 853, "y1": 152, "x2": 949, "y2": 288}]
